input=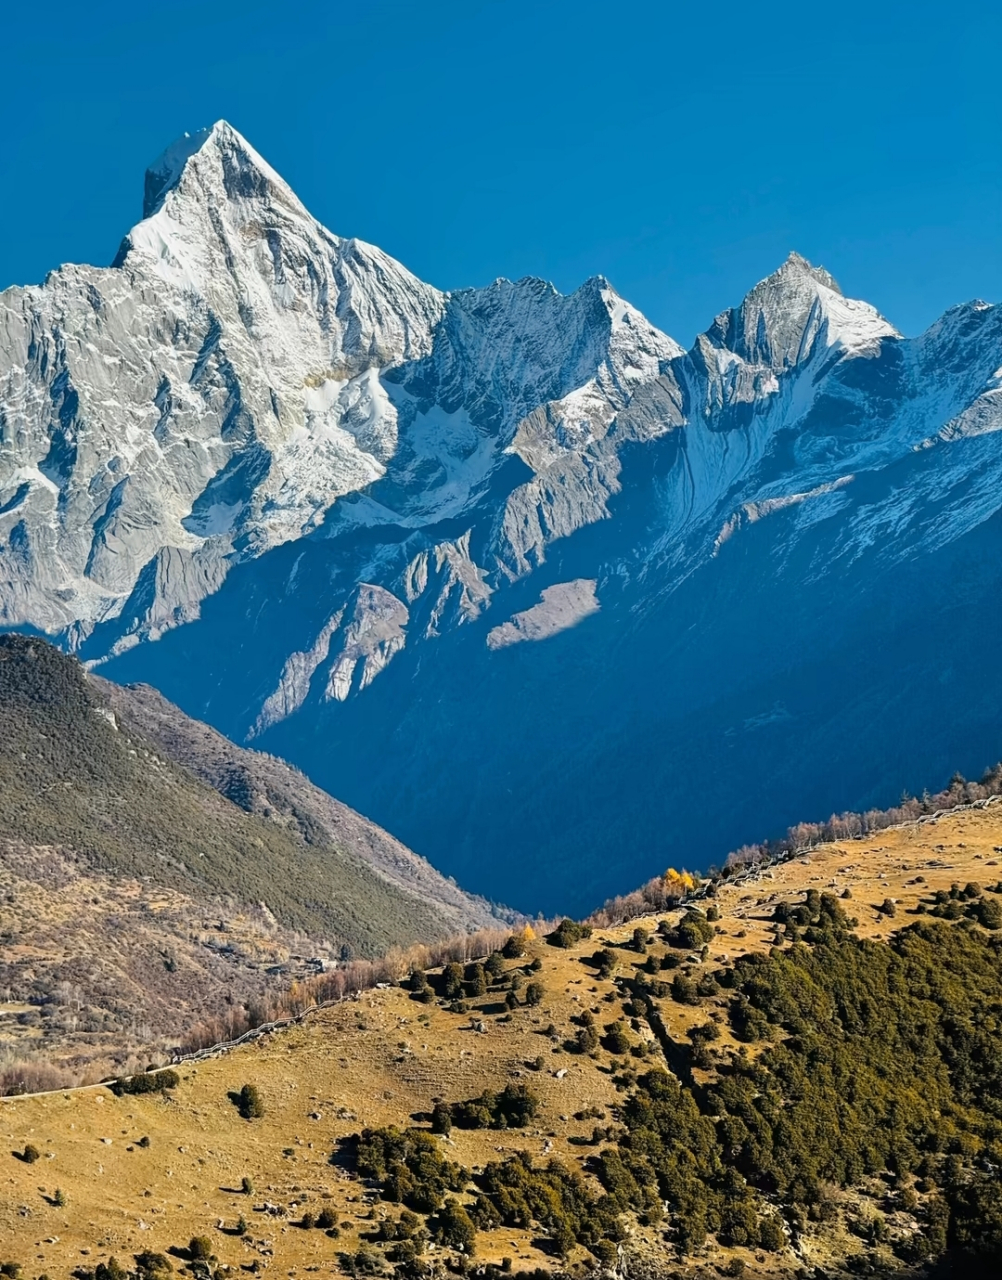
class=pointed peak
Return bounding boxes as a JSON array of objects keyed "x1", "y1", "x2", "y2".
[
  {"x1": 755, "y1": 252, "x2": 842, "y2": 298},
  {"x1": 142, "y1": 121, "x2": 293, "y2": 219},
  {"x1": 704, "y1": 252, "x2": 897, "y2": 371}
]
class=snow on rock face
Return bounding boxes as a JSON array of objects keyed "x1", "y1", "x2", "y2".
[
  {"x1": 706, "y1": 252, "x2": 898, "y2": 372},
  {"x1": 0, "y1": 123, "x2": 683, "y2": 649},
  {"x1": 4, "y1": 121, "x2": 1002, "y2": 749}
]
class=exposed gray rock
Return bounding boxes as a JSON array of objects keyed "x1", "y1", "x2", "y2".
[{"x1": 487, "y1": 580, "x2": 599, "y2": 649}]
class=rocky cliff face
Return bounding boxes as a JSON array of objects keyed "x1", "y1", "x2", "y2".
[{"x1": 3, "y1": 123, "x2": 1002, "y2": 913}]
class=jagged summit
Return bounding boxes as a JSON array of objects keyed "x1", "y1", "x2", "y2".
[
  {"x1": 703, "y1": 250, "x2": 899, "y2": 372},
  {"x1": 774, "y1": 250, "x2": 841, "y2": 292}
]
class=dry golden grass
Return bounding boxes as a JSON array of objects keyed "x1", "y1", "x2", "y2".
[{"x1": 3, "y1": 802, "x2": 1002, "y2": 1278}]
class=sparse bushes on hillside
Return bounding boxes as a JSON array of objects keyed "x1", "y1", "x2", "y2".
[
  {"x1": 173, "y1": 902, "x2": 1002, "y2": 1269},
  {"x1": 724, "y1": 764, "x2": 1002, "y2": 873}
]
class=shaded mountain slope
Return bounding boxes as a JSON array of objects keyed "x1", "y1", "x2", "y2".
[{"x1": 0, "y1": 634, "x2": 502, "y2": 1072}]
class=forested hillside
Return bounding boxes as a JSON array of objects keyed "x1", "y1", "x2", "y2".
[{"x1": 4, "y1": 799, "x2": 1002, "y2": 1278}]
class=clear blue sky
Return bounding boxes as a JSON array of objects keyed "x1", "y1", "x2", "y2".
[{"x1": 3, "y1": 0, "x2": 1001, "y2": 344}]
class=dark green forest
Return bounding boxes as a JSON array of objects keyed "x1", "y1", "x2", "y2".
[{"x1": 354, "y1": 898, "x2": 1002, "y2": 1276}]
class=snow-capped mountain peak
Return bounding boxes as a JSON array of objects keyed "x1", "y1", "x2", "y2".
[
  {"x1": 706, "y1": 250, "x2": 899, "y2": 372},
  {"x1": 4, "y1": 124, "x2": 1002, "y2": 913},
  {"x1": 141, "y1": 120, "x2": 294, "y2": 220}
]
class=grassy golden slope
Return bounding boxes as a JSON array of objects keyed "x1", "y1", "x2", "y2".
[{"x1": 2, "y1": 801, "x2": 1002, "y2": 1279}]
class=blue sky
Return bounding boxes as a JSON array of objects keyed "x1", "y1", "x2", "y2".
[{"x1": 3, "y1": 0, "x2": 1001, "y2": 344}]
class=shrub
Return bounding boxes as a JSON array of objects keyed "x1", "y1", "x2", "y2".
[
  {"x1": 525, "y1": 981, "x2": 545, "y2": 1006},
  {"x1": 241, "y1": 1175, "x2": 254, "y2": 1194},
  {"x1": 188, "y1": 1238, "x2": 213, "y2": 1262},
  {"x1": 603, "y1": 1021, "x2": 631, "y2": 1055},
  {"x1": 575, "y1": 1024, "x2": 599, "y2": 1053},
  {"x1": 591, "y1": 1239, "x2": 618, "y2": 1267},
  {"x1": 485, "y1": 952, "x2": 506, "y2": 980},
  {"x1": 443, "y1": 963, "x2": 465, "y2": 999},
  {"x1": 317, "y1": 1207, "x2": 337, "y2": 1230},
  {"x1": 431, "y1": 1101, "x2": 453, "y2": 1135},
  {"x1": 340, "y1": 1245, "x2": 384, "y2": 1276},
  {"x1": 450, "y1": 1084, "x2": 539, "y2": 1130},
  {"x1": 111, "y1": 1069, "x2": 180, "y2": 1097},
  {"x1": 466, "y1": 963, "x2": 487, "y2": 998},
  {"x1": 434, "y1": 1197, "x2": 477, "y2": 1254},
  {"x1": 95, "y1": 1262, "x2": 127, "y2": 1280},
  {"x1": 19, "y1": 1144, "x2": 40, "y2": 1163},
  {"x1": 236, "y1": 1083, "x2": 264, "y2": 1119},
  {"x1": 356, "y1": 1126, "x2": 469, "y2": 1214},
  {"x1": 53, "y1": 1188, "x2": 66, "y2": 1207},
  {"x1": 133, "y1": 1253, "x2": 172, "y2": 1280},
  {"x1": 547, "y1": 919, "x2": 592, "y2": 948},
  {"x1": 759, "y1": 1216, "x2": 786, "y2": 1251},
  {"x1": 632, "y1": 927, "x2": 650, "y2": 952},
  {"x1": 670, "y1": 910, "x2": 715, "y2": 950},
  {"x1": 502, "y1": 934, "x2": 526, "y2": 959}
]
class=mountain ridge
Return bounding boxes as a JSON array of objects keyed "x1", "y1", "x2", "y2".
[{"x1": 3, "y1": 122, "x2": 1002, "y2": 912}]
